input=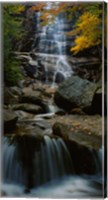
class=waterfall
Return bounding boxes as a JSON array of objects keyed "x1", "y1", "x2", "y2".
[
  {"x1": 2, "y1": 136, "x2": 103, "y2": 197},
  {"x1": 2, "y1": 136, "x2": 74, "y2": 188},
  {"x1": 33, "y1": 135, "x2": 74, "y2": 186},
  {"x1": 33, "y1": 3, "x2": 73, "y2": 84}
]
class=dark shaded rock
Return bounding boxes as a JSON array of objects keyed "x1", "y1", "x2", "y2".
[
  {"x1": 24, "y1": 188, "x2": 30, "y2": 194},
  {"x1": 15, "y1": 133, "x2": 41, "y2": 189},
  {"x1": 68, "y1": 140, "x2": 98, "y2": 174},
  {"x1": 90, "y1": 87, "x2": 102, "y2": 115},
  {"x1": 23, "y1": 63, "x2": 37, "y2": 79},
  {"x1": 12, "y1": 103, "x2": 44, "y2": 114},
  {"x1": 55, "y1": 72, "x2": 65, "y2": 83},
  {"x1": 68, "y1": 130, "x2": 101, "y2": 150},
  {"x1": 54, "y1": 76, "x2": 100, "y2": 113},
  {"x1": 4, "y1": 109, "x2": 18, "y2": 132}
]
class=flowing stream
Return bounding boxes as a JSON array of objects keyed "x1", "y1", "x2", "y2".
[{"x1": 1, "y1": 136, "x2": 103, "y2": 198}]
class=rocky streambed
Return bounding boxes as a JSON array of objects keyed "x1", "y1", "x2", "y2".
[{"x1": 4, "y1": 75, "x2": 103, "y2": 151}]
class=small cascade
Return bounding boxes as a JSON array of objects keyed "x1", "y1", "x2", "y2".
[
  {"x1": 2, "y1": 136, "x2": 74, "y2": 189},
  {"x1": 33, "y1": 135, "x2": 74, "y2": 186},
  {"x1": 33, "y1": 2, "x2": 73, "y2": 84},
  {"x1": 2, "y1": 136, "x2": 103, "y2": 197}
]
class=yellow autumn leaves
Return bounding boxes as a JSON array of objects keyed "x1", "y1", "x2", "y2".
[{"x1": 71, "y1": 12, "x2": 101, "y2": 54}]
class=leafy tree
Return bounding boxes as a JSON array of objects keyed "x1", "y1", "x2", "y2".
[
  {"x1": 3, "y1": 4, "x2": 25, "y2": 86},
  {"x1": 70, "y1": 11, "x2": 102, "y2": 54}
]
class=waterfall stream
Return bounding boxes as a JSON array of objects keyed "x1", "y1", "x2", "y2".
[
  {"x1": 2, "y1": 135, "x2": 103, "y2": 197},
  {"x1": 33, "y1": 3, "x2": 73, "y2": 85}
]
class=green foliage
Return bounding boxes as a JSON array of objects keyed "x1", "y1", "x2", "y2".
[
  {"x1": 4, "y1": 60, "x2": 23, "y2": 86},
  {"x1": 3, "y1": 4, "x2": 25, "y2": 86}
]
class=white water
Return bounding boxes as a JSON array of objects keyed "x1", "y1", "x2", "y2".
[
  {"x1": 35, "y1": 3, "x2": 73, "y2": 84},
  {"x1": 2, "y1": 175, "x2": 102, "y2": 198},
  {"x1": 33, "y1": 135, "x2": 74, "y2": 186}
]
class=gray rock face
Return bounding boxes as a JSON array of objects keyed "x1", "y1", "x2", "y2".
[{"x1": 54, "y1": 76, "x2": 100, "y2": 113}]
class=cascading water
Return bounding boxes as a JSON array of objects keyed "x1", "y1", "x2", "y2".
[
  {"x1": 2, "y1": 138, "x2": 27, "y2": 185},
  {"x1": 2, "y1": 135, "x2": 103, "y2": 197},
  {"x1": 33, "y1": 2, "x2": 73, "y2": 85}
]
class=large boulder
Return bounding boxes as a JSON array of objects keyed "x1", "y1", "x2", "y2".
[{"x1": 54, "y1": 76, "x2": 100, "y2": 114}]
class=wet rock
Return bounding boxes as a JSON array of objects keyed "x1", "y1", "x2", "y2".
[
  {"x1": 4, "y1": 109, "x2": 18, "y2": 132},
  {"x1": 54, "y1": 76, "x2": 100, "y2": 114},
  {"x1": 12, "y1": 103, "x2": 44, "y2": 114}
]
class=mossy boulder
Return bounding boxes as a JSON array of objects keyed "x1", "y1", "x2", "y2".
[{"x1": 54, "y1": 76, "x2": 100, "y2": 114}]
